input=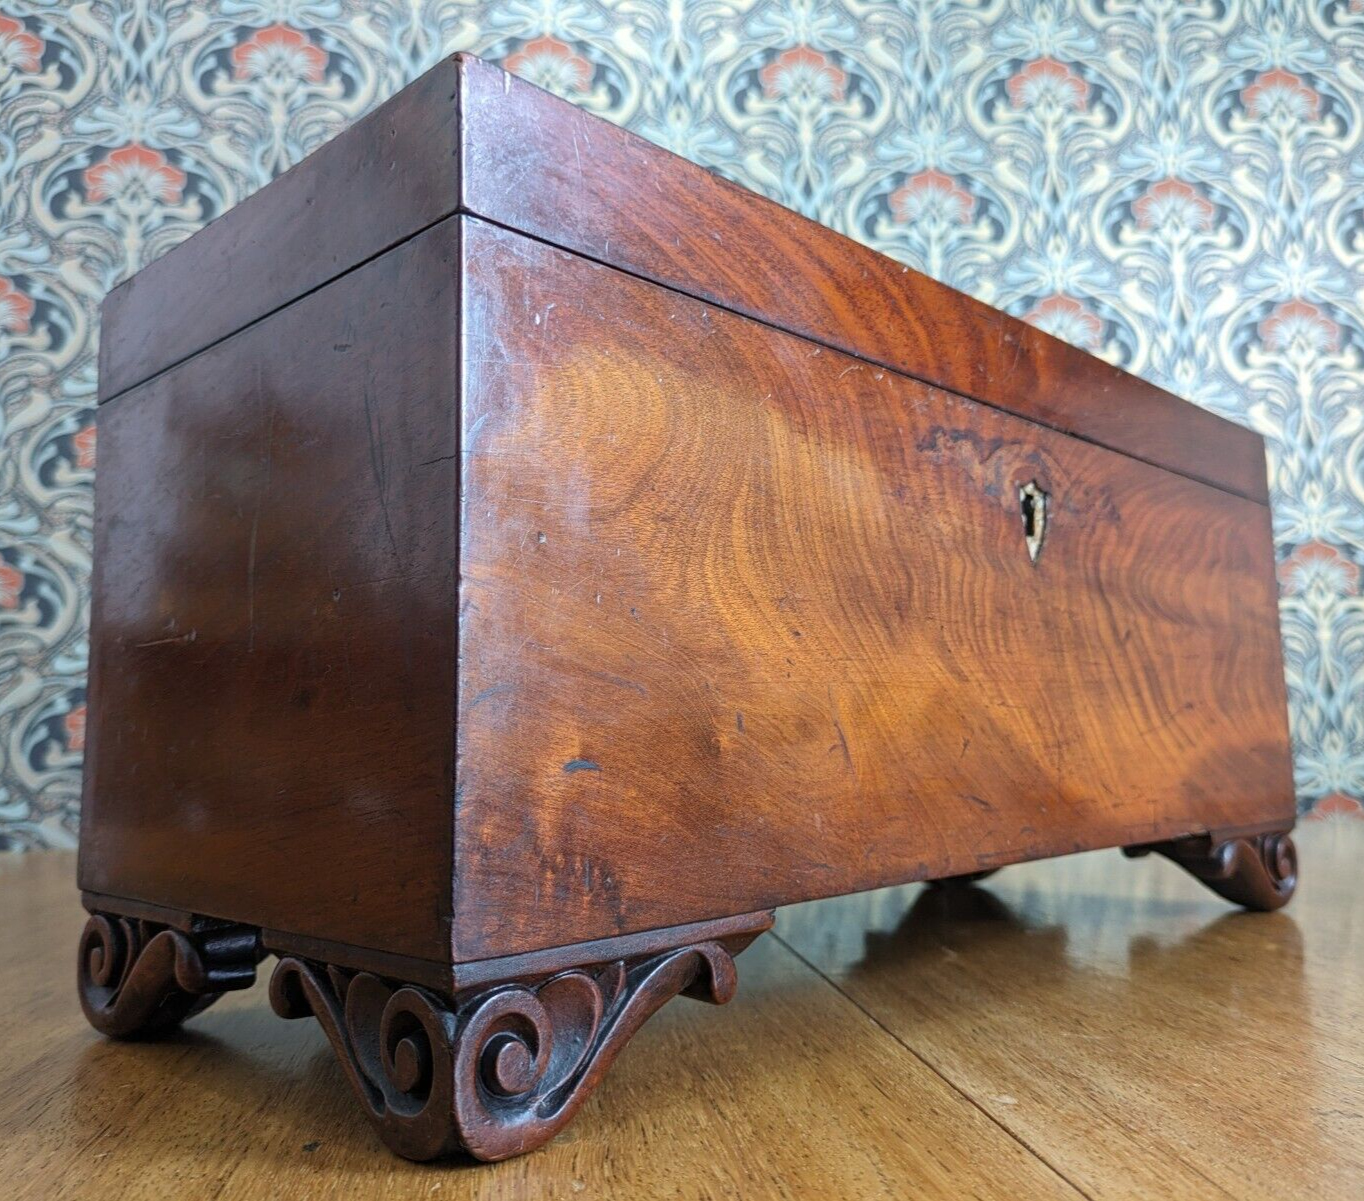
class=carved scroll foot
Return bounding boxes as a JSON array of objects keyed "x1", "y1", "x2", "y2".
[
  {"x1": 270, "y1": 940, "x2": 744, "y2": 1161},
  {"x1": 1123, "y1": 830, "x2": 1297, "y2": 911},
  {"x1": 78, "y1": 912, "x2": 264, "y2": 1039}
]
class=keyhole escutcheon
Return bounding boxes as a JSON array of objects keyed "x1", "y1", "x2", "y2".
[{"x1": 1019, "y1": 480, "x2": 1048, "y2": 564}]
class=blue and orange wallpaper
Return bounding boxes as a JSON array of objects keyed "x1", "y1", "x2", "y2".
[{"x1": 2, "y1": 1, "x2": 1363, "y2": 849}]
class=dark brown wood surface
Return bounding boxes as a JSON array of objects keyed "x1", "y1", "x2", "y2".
[
  {"x1": 98, "y1": 54, "x2": 1265, "y2": 505},
  {"x1": 455, "y1": 217, "x2": 1292, "y2": 961},
  {"x1": 458, "y1": 56, "x2": 1266, "y2": 504},
  {"x1": 82, "y1": 51, "x2": 1289, "y2": 988},
  {"x1": 80, "y1": 220, "x2": 461, "y2": 964}
]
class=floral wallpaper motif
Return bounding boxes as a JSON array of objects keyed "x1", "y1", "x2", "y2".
[{"x1": 2, "y1": 0, "x2": 1363, "y2": 849}]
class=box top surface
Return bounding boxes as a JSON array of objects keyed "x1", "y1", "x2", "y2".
[{"x1": 99, "y1": 54, "x2": 1267, "y2": 504}]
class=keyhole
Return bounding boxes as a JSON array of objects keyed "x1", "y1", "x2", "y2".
[{"x1": 1019, "y1": 480, "x2": 1048, "y2": 564}]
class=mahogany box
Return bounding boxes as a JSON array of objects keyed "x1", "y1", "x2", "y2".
[{"x1": 77, "y1": 54, "x2": 1296, "y2": 1161}]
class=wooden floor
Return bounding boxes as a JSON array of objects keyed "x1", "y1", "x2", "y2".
[{"x1": 2, "y1": 825, "x2": 1361, "y2": 1199}]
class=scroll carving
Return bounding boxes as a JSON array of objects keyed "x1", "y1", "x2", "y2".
[
  {"x1": 1124, "y1": 830, "x2": 1297, "y2": 911},
  {"x1": 269, "y1": 940, "x2": 740, "y2": 1161},
  {"x1": 78, "y1": 912, "x2": 263, "y2": 1038}
]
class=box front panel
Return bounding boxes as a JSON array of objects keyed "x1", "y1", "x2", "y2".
[
  {"x1": 81, "y1": 221, "x2": 461, "y2": 963},
  {"x1": 456, "y1": 219, "x2": 1292, "y2": 961}
]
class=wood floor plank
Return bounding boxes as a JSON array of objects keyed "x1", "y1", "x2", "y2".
[
  {"x1": 0, "y1": 852, "x2": 1078, "y2": 1200},
  {"x1": 776, "y1": 821, "x2": 1364, "y2": 1201}
]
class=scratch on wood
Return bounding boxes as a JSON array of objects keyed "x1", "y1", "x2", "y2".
[
  {"x1": 468, "y1": 683, "x2": 514, "y2": 710},
  {"x1": 462, "y1": 412, "x2": 490, "y2": 457},
  {"x1": 246, "y1": 377, "x2": 276, "y2": 653},
  {"x1": 563, "y1": 759, "x2": 601, "y2": 773},
  {"x1": 362, "y1": 377, "x2": 398, "y2": 558},
  {"x1": 134, "y1": 630, "x2": 197, "y2": 649},
  {"x1": 584, "y1": 670, "x2": 648, "y2": 697},
  {"x1": 831, "y1": 719, "x2": 852, "y2": 770},
  {"x1": 827, "y1": 687, "x2": 853, "y2": 773},
  {"x1": 246, "y1": 512, "x2": 259, "y2": 651}
]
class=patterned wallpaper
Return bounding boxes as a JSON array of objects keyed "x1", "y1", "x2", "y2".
[{"x1": 2, "y1": 0, "x2": 1363, "y2": 850}]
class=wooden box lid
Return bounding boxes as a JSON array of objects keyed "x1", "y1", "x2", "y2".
[{"x1": 99, "y1": 54, "x2": 1267, "y2": 504}]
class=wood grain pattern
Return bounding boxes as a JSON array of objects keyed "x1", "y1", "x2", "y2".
[
  {"x1": 455, "y1": 217, "x2": 1292, "y2": 960},
  {"x1": 96, "y1": 54, "x2": 1266, "y2": 503},
  {"x1": 7, "y1": 835, "x2": 1362, "y2": 1197},
  {"x1": 456, "y1": 55, "x2": 1266, "y2": 503},
  {"x1": 80, "y1": 220, "x2": 462, "y2": 962}
]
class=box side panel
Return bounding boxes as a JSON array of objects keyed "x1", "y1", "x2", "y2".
[
  {"x1": 80, "y1": 220, "x2": 461, "y2": 964},
  {"x1": 458, "y1": 56, "x2": 1267, "y2": 505},
  {"x1": 454, "y1": 219, "x2": 1292, "y2": 962},
  {"x1": 99, "y1": 58, "x2": 462, "y2": 402}
]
